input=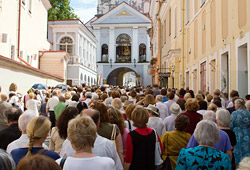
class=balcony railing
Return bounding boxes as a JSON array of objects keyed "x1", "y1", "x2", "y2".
[{"x1": 159, "y1": 68, "x2": 171, "y2": 77}]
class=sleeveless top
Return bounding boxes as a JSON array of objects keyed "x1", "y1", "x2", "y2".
[{"x1": 129, "y1": 130, "x2": 156, "y2": 170}]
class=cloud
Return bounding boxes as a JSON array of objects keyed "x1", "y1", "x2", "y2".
[{"x1": 71, "y1": 0, "x2": 97, "y2": 23}]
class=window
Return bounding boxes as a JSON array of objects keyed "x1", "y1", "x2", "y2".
[
  {"x1": 59, "y1": 36, "x2": 73, "y2": 55},
  {"x1": 139, "y1": 44, "x2": 146, "y2": 62},
  {"x1": 116, "y1": 34, "x2": 132, "y2": 63},
  {"x1": 11, "y1": 45, "x2": 15, "y2": 60},
  {"x1": 101, "y1": 44, "x2": 108, "y2": 62}
]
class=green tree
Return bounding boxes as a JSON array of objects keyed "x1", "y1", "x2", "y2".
[{"x1": 48, "y1": 0, "x2": 78, "y2": 20}]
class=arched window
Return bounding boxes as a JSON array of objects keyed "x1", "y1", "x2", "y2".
[
  {"x1": 60, "y1": 36, "x2": 73, "y2": 55},
  {"x1": 101, "y1": 44, "x2": 108, "y2": 62},
  {"x1": 91, "y1": 77, "x2": 93, "y2": 86},
  {"x1": 80, "y1": 73, "x2": 83, "y2": 81},
  {"x1": 116, "y1": 34, "x2": 131, "y2": 63},
  {"x1": 84, "y1": 75, "x2": 87, "y2": 83},
  {"x1": 88, "y1": 76, "x2": 90, "y2": 86},
  {"x1": 139, "y1": 43, "x2": 146, "y2": 62}
]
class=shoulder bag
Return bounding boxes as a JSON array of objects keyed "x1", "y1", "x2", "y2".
[
  {"x1": 156, "y1": 133, "x2": 171, "y2": 170},
  {"x1": 111, "y1": 124, "x2": 117, "y2": 149},
  {"x1": 153, "y1": 129, "x2": 163, "y2": 166}
]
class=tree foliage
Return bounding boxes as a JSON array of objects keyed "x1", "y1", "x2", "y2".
[{"x1": 48, "y1": 0, "x2": 78, "y2": 20}]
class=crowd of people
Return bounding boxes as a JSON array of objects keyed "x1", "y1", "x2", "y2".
[{"x1": 0, "y1": 83, "x2": 250, "y2": 170}]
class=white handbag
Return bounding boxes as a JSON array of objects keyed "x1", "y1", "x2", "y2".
[{"x1": 153, "y1": 129, "x2": 163, "y2": 165}]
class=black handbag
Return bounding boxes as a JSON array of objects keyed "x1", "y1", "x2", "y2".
[{"x1": 156, "y1": 156, "x2": 171, "y2": 170}]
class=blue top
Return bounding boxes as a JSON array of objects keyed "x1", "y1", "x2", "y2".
[
  {"x1": 176, "y1": 146, "x2": 231, "y2": 170},
  {"x1": 186, "y1": 129, "x2": 232, "y2": 152},
  {"x1": 230, "y1": 109, "x2": 250, "y2": 165},
  {"x1": 163, "y1": 97, "x2": 168, "y2": 103},
  {"x1": 11, "y1": 147, "x2": 60, "y2": 165}
]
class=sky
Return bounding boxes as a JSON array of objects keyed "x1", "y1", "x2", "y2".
[{"x1": 70, "y1": 0, "x2": 98, "y2": 23}]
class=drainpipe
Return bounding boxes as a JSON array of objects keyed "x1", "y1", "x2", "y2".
[
  {"x1": 17, "y1": 0, "x2": 30, "y2": 66},
  {"x1": 181, "y1": 0, "x2": 185, "y2": 88},
  {"x1": 157, "y1": 0, "x2": 162, "y2": 86}
]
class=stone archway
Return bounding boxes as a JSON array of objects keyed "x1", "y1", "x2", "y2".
[{"x1": 107, "y1": 67, "x2": 141, "y2": 86}]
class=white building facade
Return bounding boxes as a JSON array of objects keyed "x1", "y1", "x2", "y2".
[
  {"x1": 91, "y1": 2, "x2": 152, "y2": 86},
  {"x1": 48, "y1": 20, "x2": 98, "y2": 86}
]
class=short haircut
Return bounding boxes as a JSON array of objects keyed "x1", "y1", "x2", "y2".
[
  {"x1": 18, "y1": 111, "x2": 35, "y2": 132},
  {"x1": 246, "y1": 100, "x2": 250, "y2": 110},
  {"x1": 111, "y1": 90, "x2": 121, "y2": 98},
  {"x1": 0, "y1": 149, "x2": 15, "y2": 170},
  {"x1": 81, "y1": 109, "x2": 100, "y2": 125},
  {"x1": 194, "y1": 120, "x2": 220, "y2": 146},
  {"x1": 216, "y1": 109, "x2": 231, "y2": 127},
  {"x1": 130, "y1": 90, "x2": 137, "y2": 98},
  {"x1": 52, "y1": 90, "x2": 58, "y2": 96},
  {"x1": 235, "y1": 98, "x2": 246, "y2": 110},
  {"x1": 156, "y1": 95, "x2": 163, "y2": 102},
  {"x1": 28, "y1": 93, "x2": 34, "y2": 99},
  {"x1": 230, "y1": 90, "x2": 239, "y2": 98},
  {"x1": 120, "y1": 96, "x2": 128, "y2": 102},
  {"x1": 184, "y1": 93, "x2": 191, "y2": 100},
  {"x1": 0, "y1": 94, "x2": 8, "y2": 101},
  {"x1": 131, "y1": 106, "x2": 149, "y2": 128},
  {"x1": 68, "y1": 115, "x2": 97, "y2": 150},
  {"x1": 195, "y1": 94, "x2": 204, "y2": 102},
  {"x1": 16, "y1": 155, "x2": 61, "y2": 170},
  {"x1": 175, "y1": 115, "x2": 189, "y2": 131},
  {"x1": 206, "y1": 94, "x2": 213, "y2": 102},
  {"x1": 100, "y1": 93, "x2": 108, "y2": 101},
  {"x1": 85, "y1": 92, "x2": 92, "y2": 98},
  {"x1": 168, "y1": 92, "x2": 175, "y2": 100},
  {"x1": 176, "y1": 98, "x2": 186, "y2": 111},
  {"x1": 58, "y1": 95, "x2": 65, "y2": 102},
  {"x1": 71, "y1": 94, "x2": 79, "y2": 102},
  {"x1": 199, "y1": 100, "x2": 208, "y2": 110},
  {"x1": 111, "y1": 98, "x2": 122, "y2": 109},
  {"x1": 125, "y1": 104, "x2": 136, "y2": 120},
  {"x1": 179, "y1": 88, "x2": 186, "y2": 96},
  {"x1": 185, "y1": 98, "x2": 199, "y2": 111},
  {"x1": 207, "y1": 103, "x2": 217, "y2": 112},
  {"x1": 214, "y1": 89, "x2": 221, "y2": 96},
  {"x1": 245, "y1": 95, "x2": 250, "y2": 101},
  {"x1": 160, "y1": 89, "x2": 167, "y2": 96},
  {"x1": 203, "y1": 111, "x2": 216, "y2": 122},
  {"x1": 5, "y1": 107, "x2": 22, "y2": 122}
]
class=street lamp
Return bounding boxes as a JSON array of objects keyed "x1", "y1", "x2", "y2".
[
  {"x1": 109, "y1": 58, "x2": 112, "y2": 68},
  {"x1": 133, "y1": 58, "x2": 136, "y2": 68},
  {"x1": 171, "y1": 64, "x2": 175, "y2": 88}
]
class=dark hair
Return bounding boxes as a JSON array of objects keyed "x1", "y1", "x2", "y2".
[
  {"x1": 175, "y1": 115, "x2": 190, "y2": 131},
  {"x1": 130, "y1": 90, "x2": 137, "y2": 98},
  {"x1": 77, "y1": 102, "x2": 88, "y2": 113},
  {"x1": 168, "y1": 92, "x2": 175, "y2": 100},
  {"x1": 189, "y1": 90, "x2": 195, "y2": 98},
  {"x1": 100, "y1": 93, "x2": 108, "y2": 101},
  {"x1": 16, "y1": 155, "x2": 61, "y2": 170},
  {"x1": 160, "y1": 89, "x2": 167, "y2": 96},
  {"x1": 230, "y1": 90, "x2": 239, "y2": 98},
  {"x1": 232, "y1": 96, "x2": 240, "y2": 104},
  {"x1": 199, "y1": 100, "x2": 208, "y2": 110},
  {"x1": 245, "y1": 95, "x2": 250, "y2": 101},
  {"x1": 100, "y1": 86, "x2": 106, "y2": 92},
  {"x1": 56, "y1": 107, "x2": 79, "y2": 139},
  {"x1": 179, "y1": 88, "x2": 186, "y2": 96},
  {"x1": 71, "y1": 94, "x2": 79, "y2": 102},
  {"x1": 213, "y1": 99, "x2": 222, "y2": 108},
  {"x1": 146, "y1": 89, "x2": 154, "y2": 95},
  {"x1": 111, "y1": 90, "x2": 121, "y2": 98},
  {"x1": 176, "y1": 98, "x2": 186, "y2": 111},
  {"x1": 108, "y1": 108, "x2": 125, "y2": 134},
  {"x1": 89, "y1": 110, "x2": 100, "y2": 125},
  {"x1": 5, "y1": 107, "x2": 22, "y2": 122},
  {"x1": 92, "y1": 101, "x2": 109, "y2": 123}
]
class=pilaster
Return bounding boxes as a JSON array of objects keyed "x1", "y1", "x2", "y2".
[{"x1": 132, "y1": 26, "x2": 139, "y2": 62}]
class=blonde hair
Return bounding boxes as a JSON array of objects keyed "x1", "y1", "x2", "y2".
[
  {"x1": 111, "y1": 98, "x2": 122, "y2": 109},
  {"x1": 65, "y1": 92, "x2": 71, "y2": 100},
  {"x1": 185, "y1": 98, "x2": 199, "y2": 111},
  {"x1": 131, "y1": 106, "x2": 149, "y2": 128},
  {"x1": 28, "y1": 93, "x2": 34, "y2": 99},
  {"x1": 9, "y1": 83, "x2": 17, "y2": 92},
  {"x1": 195, "y1": 94, "x2": 204, "y2": 102},
  {"x1": 145, "y1": 94, "x2": 155, "y2": 106},
  {"x1": 67, "y1": 115, "x2": 97, "y2": 151},
  {"x1": 26, "y1": 116, "x2": 51, "y2": 157},
  {"x1": 208, "y1": 103, "x2": 217, "y2": 112}
]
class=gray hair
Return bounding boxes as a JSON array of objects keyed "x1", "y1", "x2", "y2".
[
  {"x1": 238, "y1": 157, "x2": 250, "y2": 170},
  {"x1": 184, "y1": 93, "x2": 191, "y2": 100},
  {"x1": 0, "y1": 149, "x2": 15, "y2": 170},
  {"x1": 203, "y1": 111, "x2": 216, "y2": 122},
  {"x1": 52, "y1": 90, "x2": 58, "y2": 96},
  {"x1": 216, "y1": 109, "x2": 231, "y2": 127},
  {"x1": 85, "y1": 92, "x2": 92, "y2": 98},
  {"x1": 156, "y1": 95, "x2": 163, "y2": 102},
  {"x1": 104, "y1": 97, "x2": 112, "y2": 106},
  {"x1": 194, "y1": 120, "x2": 220, "y2": 146},
  {"x1": 246, "y1": 100, "x2": 250, "y2": 110},
  {"x1": 235, "y1": 98, "x2": 246, "y2": 110},
  {"x1": 18, "y1": 110, "x2": 35, "y2": 132},
  {"x1": 91, "y1": 93, "x2": 99, "y2": 101},
  {"x1": 214, "y1": 89, "x2": 221, "y2": 96}
]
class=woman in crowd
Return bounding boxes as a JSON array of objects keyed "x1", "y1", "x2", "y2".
[
  {"x1": 108, "y1": 107, "x2": 129, "y2": 156},
  {"x1": 230, "y1": 98, "x2": 250, "y2": 165},
  {"x1": 175, "y1": 120, "x2": 231, "y2": 169},
  {"x1": 49, "y1": 107, "x2": 79, "y2": 154},
  {"x1": 164, "y1": 103, "x2": 181, "y2": 131},
  {"x1": 90, "y1": 101, "x2": 124, "y2": 164},
  {"x1": 26, "y1": 92, "x2": 41, "y2": 116},
  {"x1": 11, "y1": 116, "x2": 60, "y2": 165},
  {"x1": 111, "y1": 98, "x2": 126, "y2": 119},
  {"x1": 56, "y1": 115, "x2": 115, "y2": 170},
  {"x1": 124, "y1": 106, "x2": 163, "y2": 170},
  {"x1": 161, "y1": 115, "x2": 191, "y2": 170},
  {"x1": 0, "y1": 149, "x2": 15, "y2": 170},
  {"x1": 124, "y1": 104, "x2": 136, "y2": 131},
  {"x1": 16, "y1": 155, "x2": 61, "y2": 170}
]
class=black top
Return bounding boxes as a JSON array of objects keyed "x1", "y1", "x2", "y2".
[
  {"x1": 129, "y1": 130, "x2": 156, "y2": 170},
  {"x1": 0, "y1": 123, "x2": 21, "y2": 150},
  {"x1": 227, "y1": 106, "x2": 236, "y2": 114},
  {"x1": 221, "y1": 129, "x2": 236, "y2": 147}
]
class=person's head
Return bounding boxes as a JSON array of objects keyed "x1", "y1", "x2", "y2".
[
  {"x1": 175, "y1": 115, "x2": 190, "y2": 131},
  {"x1": 16, "y1": 155, "x2": 61, "y2": 170},
  {"x1": 91, "y1": 93, "x2": 99, "y2": 101},
  {"x1": 18, "y1": 110, "x2": 35, "y2": 133},
  {"x1": 185, "y1": 98, "x2": 199, "y2": 112},
  {"x1": 9, "y1": 83, "x2": 17, "y2": 92},
  {"x1": 206, "y1": 94, "x2": 213, "y2": 103},
  {"x1": 213, "y1": 99, "x2": 222, "y2": 108},
  {"x1": 199, "y1": 100, "x2": 208, "y2": 110},
  {"x1": 238, "y1": 157, "x2": 250, "y2": 170},
  {"x1": 230, "y1": 90, "x2": 239, "y2": 99},
  {"x1": 5, "y1": 107, "x2": 22, "y2": 124},
  {"x1": 111, "y1": 90, "x2": 121, "y2": 98},
  {"x1": 213, "y1": 89, "x2": 221, "y2": 97},
  {"x1": 160, "y1": 89, "x2": 167, "y2": 96},
  {"x1": 58, "y1": 95, "x2": 65, "y2": 102},
  {"x1": 111, "y1": 98, "x2": 122, "y2": 110},
  {"x1": 120, "y1": 96, "x2": 128, "y2": 103},
  {"x1": 1, "y1": 94, "x2": 8, "y2": 102},
  {"x1": 91, "y1": 101, "x2": 109, "y2": 123},
  {"x1": 146, "y1": 104, "x2": 159, "y2": 117},
  {"x1": 76, "y1": 101, "x2": 88, "y2": 113},
  {"x1": 179, "y1": 88, "x2": 186, "y2": 96},
  {"x1": 170, "y1": 103, "x2": 181, "y2": 115},
  {"x1": 71, "y1": 94, "x2": 79, "y2": 102},
  {"x1": 194, "y1": 120, "x2": 220, "y2": 146},
  {"x1": 56, "y1": 107, "x2": 79, "y2": 139},
  {"x1": 155, "y1": 95, "x2": 163, "y2": 103},
  {"x1": 131, "y1": 106, "x2": 149, "y2": 128},
  {"x1": 216, "y1": 109, "x2": 231, "y2": 127},
  {"x1": 167, "y1": 92, "x2": 175, "y2": 100},
  {"x1": 26, "y1": 116, "x2": 51, "y2": 157},
  {"x1": 68, "y1": 115, "x2": 97, "y2": 151},
  {"x1": 184, "y1": 93, "x2": 191, "y2": 101},
  {"x1": 195, "y1": 94, "x2": 204, "y2": 102},
  {"x1": 246, "y1": 100, "x2": 250, "y2": 110},
  {"x1": 65, "y1": 92, "x2": 71, "y2": 100},
  {"x1": 245, "y1": 95, "x2": 250, "y2": 101},
  {"x1": 80, "y1": 109, "x2": 100, "y2": 127},
  {"x1": 130, "y1": 90, "x2": 137, "y2": 98},
  {"x1": 0, "y1": 149, "x2": 15, "y2": 170},
  {"x1": 144, "y1": 94, "x2": 155, "y2": 106},
  {"x1": 125, "y1": 104, "x2": 136, "y2": 120},
  {"x1": 203, "y1": 111, "x2": 216, "y2": 122},
  {"x1": 52, "y1": 90, "x2": 58, "y2": 96},
  {"x1": 85, "y1": 92, "x2": 92, "y2": 99},
  {"x1": 28, "y1": 93, "x2": 34, "y2": 100},
  {"x1": 207, "y1": 103, "x2": 217, "y2": 112},
  {"x1": 176, "y1": 98, "x2": 186, "y2": 111},
  {"x1": 100, "y1": 93, "x2": 108, "y2": 101},
  {"x1": 108, "y1": 108, "x2": 125, "y2": 134},
  {"x1": 235, "y1": 98, "x2": 246, "y2": 110}
]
